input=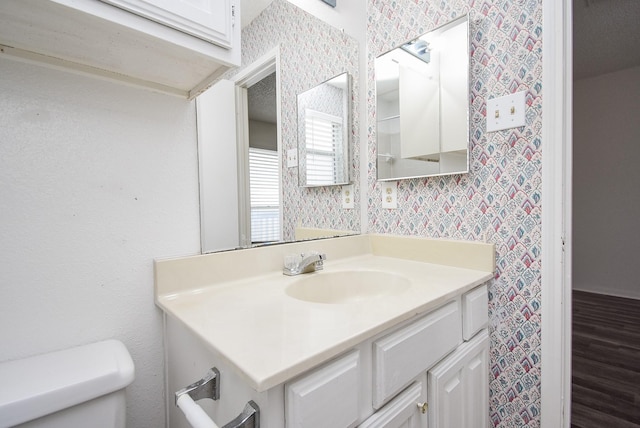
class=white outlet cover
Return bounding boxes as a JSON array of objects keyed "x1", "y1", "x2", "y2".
[
  {"x1": 486, "y1": 91, "x2": 526, "y2": 132},
  {"x1": 381, "y1": 181, "x2": 397, "y2": 209},
  {"x1": 341, "y1": 184, "x2": 354, "y2": 209},
  {"x1": 287, "y1": 148, "x2": 298, "y2": 168}
]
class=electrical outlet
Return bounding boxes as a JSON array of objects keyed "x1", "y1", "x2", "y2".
[
  {"x1": 486, "y1": 91, "x2": 526, "y2": 132},
  {"x1": 342, "y1": 184, "x2": 354, "y2": 209},
  {"x1": 287, "y1": 149, "x2": 298, "y2": 168},
  {"x1": 381, "y1": 181, "x2": 397, "y2": 209}
]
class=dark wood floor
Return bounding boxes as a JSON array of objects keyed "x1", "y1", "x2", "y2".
[{"x1": 571, "y1": 290, "x2": 640, "y2": 428}]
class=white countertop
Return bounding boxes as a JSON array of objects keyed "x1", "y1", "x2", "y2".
[{"x1": 156, "y1": 243, "x2": 493, "y2": 392}]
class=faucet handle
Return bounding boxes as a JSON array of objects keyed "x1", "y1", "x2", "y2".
[
  {"x1": 284, "y1": 254, "x2": 302, "y2": 270},
  {"x1": 305, "y1": 252, "x2": 326, "y2": 270},
  {"x1": 302, "y1": 251, "x2": 326, "y2": 259}
]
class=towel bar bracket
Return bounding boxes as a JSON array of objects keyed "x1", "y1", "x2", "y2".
[
  {"x1": 175, "y1": 367, "x2": 220, "y2": 405},
  {"x1": 221, "y1": 401, "x2": 260, "y2": 428},
  {"x1": 175, "y1": 368, "x2": 259, "y2": 428}
]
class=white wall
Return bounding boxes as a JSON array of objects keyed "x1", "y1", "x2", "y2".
[
  {"x1": 0, "y1": 58, "x2": 201, "y2": 427},
  {"x1": 573, "y1": 65, "x2": 640, "y2": 299},
  {"x1": 249, "y1": 120, "x2": 277, "y2": 151}
]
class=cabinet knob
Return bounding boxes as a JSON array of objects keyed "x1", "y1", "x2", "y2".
[{"x1": 417, "y1": 402, "x2": 428, "y2": 414}]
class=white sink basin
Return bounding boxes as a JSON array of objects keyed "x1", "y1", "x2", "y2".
[{"x1": 285, "y1": 271, "x2": 411, "y2": 304}]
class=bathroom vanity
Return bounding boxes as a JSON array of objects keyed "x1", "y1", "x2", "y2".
[{"x1": 155, "y1": 234, "x2": 494, "y2": 428}]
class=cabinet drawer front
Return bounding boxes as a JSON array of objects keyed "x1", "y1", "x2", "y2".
[
  {"x1": 462, "y1": 284, "x2": 488, "y2": 340},
  {"x1": 286, "y1": 351, "x2": 360, "y2": 428},
  {"x1": 360, "y1": 381, "x2": 425, "y2": 428},
  {"x1": 373, "y1": 300, "x2": 462, "y2": 408}
]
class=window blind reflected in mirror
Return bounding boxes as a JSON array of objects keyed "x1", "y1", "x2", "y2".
[
  {"x1": 249, "y1": 148, "x2": 280, "y2": 243},
  {"x1": 304, "y1": 109, "x2": 345, "y2": 186}
]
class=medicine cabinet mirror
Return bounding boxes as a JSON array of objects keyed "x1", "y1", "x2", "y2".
[
  {"x1": 375, "y1": 14, "x2": 469, "y2": 181},
  {"x1": 297, "y1": 72, "x2": 351, "y2": 187}
]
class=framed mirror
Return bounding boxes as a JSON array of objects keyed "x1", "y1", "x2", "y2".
[
  {"x1": 297, "y1": 72, "x2": 351, "y2": 187},
  {"x1": 375, "y1": 14, "x2": 469, "y2": 181}
]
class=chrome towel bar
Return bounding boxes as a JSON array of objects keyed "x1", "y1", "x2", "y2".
[{"x1": 175, "y1": 367, "x2": 259, "y2": 428}]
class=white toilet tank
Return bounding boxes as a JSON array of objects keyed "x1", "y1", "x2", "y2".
[{"x1": 0, "y1": 339, "x2": 135, "y2": 428}]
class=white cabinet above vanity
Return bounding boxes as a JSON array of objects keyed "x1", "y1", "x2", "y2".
[
  {"x1": 0, "y1": 0, "x2": 240, "y2": 98},
  {"x1": 155, "y1": 234, "x2": 495, "y2": 427}
]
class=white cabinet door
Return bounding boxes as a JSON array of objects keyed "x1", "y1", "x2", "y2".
[
  {"x1": 399, "y1": 64, "x2": 440, "y2": 160},
  {"x1": 360, "y1": 381, "x2": 427, "y2": 428},
  {"x1": 439, "y1": 19, "x2": 469, "y2": 153},
  {"x1": 99, "y1": 0, "x2": 235, "y2": 47},
  {"x1": 0, "y1": 0, "x2": 240, "y2": 96},
  {"x1": 427, "y1": 330, "x2": 489, "y2": 428}
]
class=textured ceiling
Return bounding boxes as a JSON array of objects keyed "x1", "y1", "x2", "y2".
[
  {"x1": 247, "y1": 72, "x2": 277, "y2": 123},
  {"x1": 573, "y1": 0, "x2": 640, "y2": 80}
]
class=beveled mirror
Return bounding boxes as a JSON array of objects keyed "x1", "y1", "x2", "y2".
[
  {"x1": 375, "y1": 14, "x2": 469, "y2": 181},
  {"x1": 297, "y1": 72, "x2": 351, "y2": 187}
]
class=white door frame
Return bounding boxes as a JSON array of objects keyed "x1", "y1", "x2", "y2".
[
  {"x1": 541, "y1": 0, "x2": 573, "y2": 426},
  {"x1": 231, "y1": 47, "x2": 282, "y2": 247}
]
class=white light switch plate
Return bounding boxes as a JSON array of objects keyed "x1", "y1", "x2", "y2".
[
  {"x1": 381, "y1": 181, "x2": 397, "y2": 209},
  {"x1": 486, "y1": 91, "x2": 526, "y2": 132},
  {"x1": 341, "y1": 184, "x2": 354, "y2": 209},
  {"x1": 287, "y1": 148, "x2": 298, "y2": 168}
]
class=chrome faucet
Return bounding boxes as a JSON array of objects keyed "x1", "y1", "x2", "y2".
[{"x1": 283, "y1": 252, "x2": 326, "y2": 276}]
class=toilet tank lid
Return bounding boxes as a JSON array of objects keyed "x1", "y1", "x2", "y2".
[{"x1": 0, "y1": 339, "x2": 135, "y2": 427}]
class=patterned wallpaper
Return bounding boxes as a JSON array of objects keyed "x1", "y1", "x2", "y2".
[
  {"x1": 367, "y1": 1, "x2": 543, "y2": 427},
  {"x1": 227, "y1": 0, "x2": 360, "y2": 241},
  {"x1": 233, "y1": 0, "x2": 542, "y2": 425}
]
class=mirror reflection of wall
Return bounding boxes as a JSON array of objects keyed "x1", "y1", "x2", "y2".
[
  {"x1": 247, "y1": 72, "x2": 281, "y2": 245},
  {"x1": 197, "y1": 79, "x2": 241, "y2": 254},
  {"x1": 375, "y1": 14, "x2": 469, "y2": 181},
  {"x1": 196, "y1": 52, "x2": 279, "y2": 254},
  {"x1": 197, "y1": 0, "x2": 360, "y2": 253}
]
